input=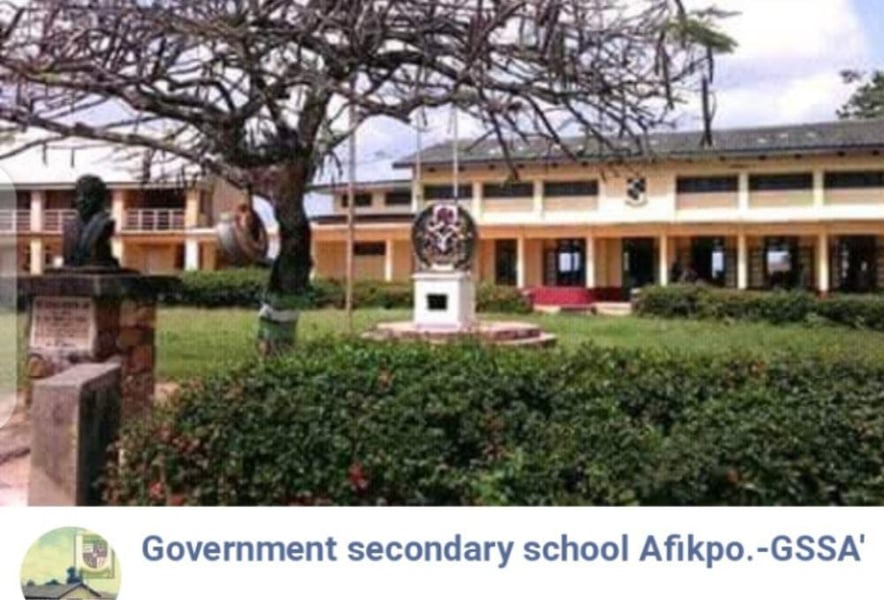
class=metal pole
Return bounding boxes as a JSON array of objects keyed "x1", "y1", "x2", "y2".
[{"x1": 345, "y1": 80, "x2": 357, "y2": 333}]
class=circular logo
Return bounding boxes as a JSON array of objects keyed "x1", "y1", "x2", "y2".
[
  {"x1": 412, "y1": 203, "x2": 478, "y2": 270},
  {"x1": 20, "y1": 527, "x2": 121, "y2": 600}
]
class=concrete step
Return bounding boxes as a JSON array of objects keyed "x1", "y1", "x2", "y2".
[{"x1": 593, "y1": 302, "x2": 633, "y2": 317}]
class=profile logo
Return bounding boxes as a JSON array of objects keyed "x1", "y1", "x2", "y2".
[{"x1": 20, "y1": 527, "x2": 121, "y2": 599}]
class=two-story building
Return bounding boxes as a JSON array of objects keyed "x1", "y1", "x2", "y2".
[
  {"x1": 0, "y1": 143, "x2": 248, "y2": 275},
  {"x1": 312, "y1": 119, "x2": 884, "y2": 305}
]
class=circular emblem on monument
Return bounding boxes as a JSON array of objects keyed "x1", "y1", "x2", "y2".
[{"x1": 412, "y1": 203, "x2": 477, "y2": 270}]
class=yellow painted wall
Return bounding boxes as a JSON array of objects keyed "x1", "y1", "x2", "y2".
[
  {"x1": 392, "y1": 240, "x2": 413, "y2": 281},
  {"x1": 315, "y1": 242, "x2": 346, "y2": 279},
  {"x1": 524, "y1": 239, "x2": 542, "y2": 287},
  {"x1": 124, "y1": 243, "x2": 179, "y2": 274}
]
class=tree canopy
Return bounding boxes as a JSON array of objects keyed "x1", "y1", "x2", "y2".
[
  {"x1": 839, "y1": 70, "x2": 884, "y2": 120},
  {"x1": 0, "y1": 0, "x2": 733, "y2": 297}
]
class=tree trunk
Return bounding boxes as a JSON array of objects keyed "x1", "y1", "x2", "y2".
[{"x1": 256, "y1": 159, "x2": 313, "y2": 356}]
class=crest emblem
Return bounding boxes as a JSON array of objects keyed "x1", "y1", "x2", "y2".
[
  {"x1": 626, "y1": 177, "x2": 647, "y2": 206},
  {"x1": 75, "y1": 532, "x2": 115, "y2": 579},
  {"x1": 412, "y1": 203, "x2": 478, "y2": 270}
]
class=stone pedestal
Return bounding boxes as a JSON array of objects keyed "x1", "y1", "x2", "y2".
[
  {"x1": 413, "y1": 270, "x2": 476, "y2": 329},
  {"x1": 21, "y1": 270, "x2": 177, "y2": 420}
]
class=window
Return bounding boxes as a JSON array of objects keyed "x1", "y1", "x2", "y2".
[
  {"x1": 749, "y1": 173, "x2": 813, "y2": 192},
  {"x1": 825, "y1": 171, "x2": 884, "y2": 189},
  {"x1": 676, "y1": 176, "x2": 738, "y2": 194},
  {"x1": 423, "y1": 185, "x2": 472, "y2": 201},
  {"x1": 764, "y1": 237, "x2": 801, "y2": 289},
  {"x1": 341, "y1": 193, "x2": 372, "y2": 208},
  {"x1": 353, "y1": 242, "x2": 386, "y2": 256},
  {"x1": 543, "y1": 180, "x2": 599, "y2": 197},
  {"x1": 483, "y1": 182, "x2": 533, "y2": 199},
  {"x1": 384, "y1": 190, "x2": 412, "y2": 206},
  {"x1": 495, "y1": 240, "x2": 517, "y2": 286}
]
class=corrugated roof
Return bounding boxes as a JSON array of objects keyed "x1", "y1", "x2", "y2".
[{"x1": 393, "y1": 119, "x2": 884, "y2": 168}]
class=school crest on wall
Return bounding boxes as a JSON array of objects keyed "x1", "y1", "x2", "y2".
[{"x1": 626, "y1": 177, "x2": 647, "y2": 207}]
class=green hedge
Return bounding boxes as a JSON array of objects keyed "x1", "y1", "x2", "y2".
[
  {"x1": 104, "y1": 341, "x2": 884, "y2": 506},
  {"x1": 635, "y1": 285, "x2": 884, "y2": 330},
  {"x1": 162, "y1": 268, "x2": 531, "y2": 313}
]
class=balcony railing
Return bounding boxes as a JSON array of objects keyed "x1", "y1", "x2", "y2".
[
  {"x1": 0, "y1": 210, "x2": 31, "y2": 233},
  {"x1": 43, "y1": 209, "x2": 78, "y2": 232},
  {"x1": 124, "y1": 209, "x2": 186, "y2": 231}
]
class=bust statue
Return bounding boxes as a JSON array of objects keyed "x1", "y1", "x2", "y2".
[{"x1": 62, "y1": 175, "x2": 120, "y2": 269}]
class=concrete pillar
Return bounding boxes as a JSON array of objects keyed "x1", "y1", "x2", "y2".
[
  {"x1": 817, "y1": 231, "x2": 830, "y2": 294},
  {"x1": 185, "y1": 187, "x2": 201, "y2": 228},
  {"x1": 471, "y1": 181, "x2": 483, "y2": 222},
  {"x1": 533, "y1": 180, "x2": 543, "y2": 219},
  {"x1": 184, "y1": 238, "x2": 200, "y2": 271},
  {"x1": 111, "y1": 239, "x2": 125, "y2": 267},
  {"x1": 585, "y1": 235, "x2": 596, "y2": 289},
  {"x1": 737, "y1": 233, "x2": 748, "y2": 290},
  {"x1": 516, "y1": 235, "x2": 526, "y2": 288},
  {"x1": 29, "y1": 190, "x2": 44, "y2": 233},
  {"x1": 813, "y1": 170, "x2": 825, "y2": 209},
  {"x1": 738, "y1": 171, "x2": 750, "y2": 214},
  {"x1": 29, "y1": 238, "x2": 44, "y2": 275},
  {"x1": 111, "y1": 189, "x2": 126, "y2": 226},
  {"x1": 384, "y1": 238, "x2": 394, "y2": 282},
  {"x1": 658, "y1": 235, "x2": 670, "y2": 286}
]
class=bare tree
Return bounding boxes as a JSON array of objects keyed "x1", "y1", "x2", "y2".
[{"x1": 0, "y1": 0, "x2": 732, "y2": 337}]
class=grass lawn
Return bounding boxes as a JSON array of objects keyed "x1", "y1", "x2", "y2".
[{"x1": 157, "y1": 307, "x2": 884, "y2": 381}]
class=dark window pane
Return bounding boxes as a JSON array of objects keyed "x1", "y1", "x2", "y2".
[
  {"x1": 483, "y1": 182, "x2": 533, "y2": 198},
  {"x1": 825, "y1": 171, "x2": 884, "y2": 189},
  {"x1": 353, "y1": 242, "x2": 386, "y2": 256},
  {"x1": 423, "y1": 185, "x2": 472, "y2": 201},
  {"x1": 495, "y1": 239, "x2": 517, "y2": 286},
  {"x1": 676, "y1": 176, "x2": 738, "y2": 194},
  {"x1": 384, "y1": 190, "x2": 413, "y2": 206},
  {"x1": 749, "y1": 173, "x2": 813, "y2": 191},
  {"x1": 341, "y1": 193, "x2": 372, "y2": 208},
  {"x1": 543, "y1": 180, "x2": 599, "y2": 197}
]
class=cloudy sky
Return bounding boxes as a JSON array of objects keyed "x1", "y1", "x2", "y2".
[{"x1": 346, "y1": 0, "x2": 884, "y2": 185}]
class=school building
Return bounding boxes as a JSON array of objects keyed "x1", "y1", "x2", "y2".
[
  {"x1": 0, "y1": 143, "x2": 247, "y2": 275},
  {"x1": 312, "y1": 119, "x2": 884, "y2": 304}
]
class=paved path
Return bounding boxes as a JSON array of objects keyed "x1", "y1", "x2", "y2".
[{"x1": 0, "y1": 398, "x2": 30, "y2": 506}]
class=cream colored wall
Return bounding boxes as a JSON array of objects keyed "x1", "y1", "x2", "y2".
[
  {"x1": 315, "y1": 241, "x2": 346, "y2": 279},
  {"x1": 524, "y1": 239, "x2": 542, "y2": 287},
  {"x1": 416, "y1": 154, "x2": 884, "y2": 227},
  {"x1": 354, "y1": 255, "x2": 385, "y2": 280},
  {"x1": 392, "y1": 240, "x2": 413, "y2": 281},
  {"x1": 123, "y1": 243, "x2": 179, "y2": 274},
  {"x1": 333, "y1": 188, "x2": 413, "y2": 215},
  {"x1": 676, "y1": 192, "x2": 737, "y2": 210}
]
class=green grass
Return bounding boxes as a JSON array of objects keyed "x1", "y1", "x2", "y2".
[{"x1": 157, "y1": 307, "x2": 884, "y2": 381}]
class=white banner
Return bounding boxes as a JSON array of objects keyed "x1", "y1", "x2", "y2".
[{"x1": 3, "y1": 508, "x2": 881, "y2": 600}]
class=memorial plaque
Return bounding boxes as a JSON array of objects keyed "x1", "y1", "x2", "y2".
[{"x1": 30, "y1": 296, "x2": 95, "y2": 353}]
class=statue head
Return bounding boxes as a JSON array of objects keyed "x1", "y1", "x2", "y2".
[{"x1": 74, "y1": 175, "x2": 109, "y2": 221}]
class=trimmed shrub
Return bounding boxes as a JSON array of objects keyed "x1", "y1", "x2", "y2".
[
  {"x1": 163, "y1": 268, "x2": 530, "y2": 313},
  {"x1": 636, "y1": 285, "x2": 884, "y2": 331},
  {"x1": 104, "y1": 341, "x2": 884, "y2": 506}
]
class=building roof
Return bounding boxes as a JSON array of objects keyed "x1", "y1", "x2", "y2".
[
  {"x1": 392, "y1": 119, "x2": 884, "y2": 168},
  {"x1": 310, "y1": 178, "x2": 412, "y2": 195},
  {"x1": 22, "y1": 582, "x2": 107, "y2": 599}
]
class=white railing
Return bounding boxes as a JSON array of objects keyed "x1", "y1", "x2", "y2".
[
  {"x1": 124, "y1": 208, "x2": 186, "y2": 231},
  {"x1": 43, "y1": 209, "x2": 78, "y2": 232},
  {"x1": 0, "y1": 210, "x2": 31, "y2": 232}
]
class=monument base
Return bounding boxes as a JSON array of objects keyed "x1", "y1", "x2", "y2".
[
  {"x1": 412, "y1": 270, "x2": 476, "y2": 330},
  {"x1": 20, "y1": 271, "x2": 177, "y2": 420}
]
